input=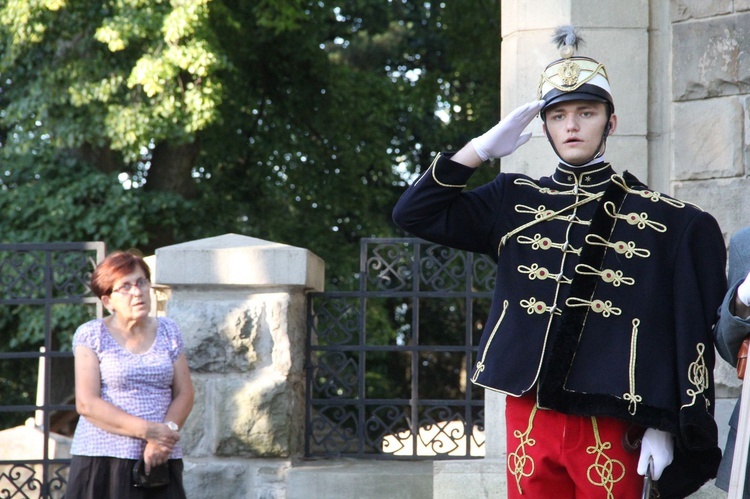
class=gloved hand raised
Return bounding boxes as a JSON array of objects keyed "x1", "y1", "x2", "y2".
[
  {"x1": 737, "y1": 270, "x2": 750, "y2": 307},
  {"x1": 637, "y1": 428, "x2": 674, "y2": 480},
  {"x1": 471, "y1": 100, "x2": 545, "y2": 161}
]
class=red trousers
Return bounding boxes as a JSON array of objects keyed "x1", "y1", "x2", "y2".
[{"x1": 505, "y1": 394, "x2": 643, "y2": 498}]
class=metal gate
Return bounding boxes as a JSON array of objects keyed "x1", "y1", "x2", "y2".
[
  {"x1": 0, "y1": 242, "x2": 104, "y2": 498},
  {"x1": 305, "y1": 238, "x2": 495, "y2": 460}
]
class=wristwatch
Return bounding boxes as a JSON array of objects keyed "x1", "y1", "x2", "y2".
[{"x1": 165, "y1": 421, "x2": 179, "y2": 431}]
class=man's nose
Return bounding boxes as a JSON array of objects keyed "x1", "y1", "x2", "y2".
[{"x1": 565, "y1": 116, "x2": 579, "y2": 131}]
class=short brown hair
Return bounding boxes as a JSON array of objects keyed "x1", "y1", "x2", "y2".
[{"x1": 90, "y1": 251, "x2": 151, "y2": 298}]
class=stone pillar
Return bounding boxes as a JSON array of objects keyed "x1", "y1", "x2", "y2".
[
  {"x1": 154, "y1": 234, "x2": 324, "y2": 497},
  {"x1": 499, "y1": 1, "x2": 650, "y2": 182},
  {"x1": 670, "y1": 3, "x2": 750, "y2": 240}
]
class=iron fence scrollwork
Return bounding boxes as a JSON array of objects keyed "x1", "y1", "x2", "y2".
[
  {"x1": 0, "y1": 242, "x2": 105, "y2": 498},
  {"x1": 306, "y1": 238, "x2": 495, "y2": 460}
]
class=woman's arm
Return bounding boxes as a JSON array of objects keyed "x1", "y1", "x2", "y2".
[
  {"x1": 142, "y1": 353, "x2": 194, "y2": 472},
  {"x1": 162, "y1": 353, "x2": 195, "y2": 429}
]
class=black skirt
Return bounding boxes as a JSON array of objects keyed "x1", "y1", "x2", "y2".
[{"x1": 64, "y1": 455, "x2": 186, "y2": 499}]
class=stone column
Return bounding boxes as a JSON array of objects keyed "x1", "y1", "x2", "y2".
[{"x1": 154, "y1": 234, "x2": 324, "y2": 496}]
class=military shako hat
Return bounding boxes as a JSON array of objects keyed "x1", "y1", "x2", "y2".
[{"x1": 538, "y1": 26, "x2": 614, "y2": 119}]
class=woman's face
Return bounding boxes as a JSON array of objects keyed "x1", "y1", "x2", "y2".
[{"x1": 102, "y1": 267, "x2": 152, "y2": 320}]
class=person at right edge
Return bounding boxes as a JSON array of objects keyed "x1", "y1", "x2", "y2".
[
  {"x1": 714, "y1": 226, "x2": 750, "y2": 496},
  {"x1": 392, "y1": 26, "x2": 727, "y2": 498}
]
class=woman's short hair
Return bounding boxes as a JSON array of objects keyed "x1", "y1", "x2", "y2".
[{"x1": 90, "y1": 251, "x2": 151, "y2": 298}]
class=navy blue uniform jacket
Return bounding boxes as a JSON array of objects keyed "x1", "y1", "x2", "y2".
[{"x1": 392, "y1": 154, "x2": 727, "y2": 498}]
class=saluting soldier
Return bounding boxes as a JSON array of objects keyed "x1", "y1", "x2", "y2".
[{"x1": 392, "y1": 26, "x2": 727, "y2": 498}]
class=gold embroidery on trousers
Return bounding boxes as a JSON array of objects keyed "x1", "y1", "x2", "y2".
[
  {"x1": 585, "y1": 234, "x2": 650, "y2": 259},
  {"x1": 575, "y1": 264, "x2": 634, "y2": 287},
  {"x1": 682, "y1": 343, "x2": 710, "y2": 410},
  {"x1": 508, "y1": 404, "x2": 537, "y2": 494},
  {"x1": 623, "y1": 319, "x2": 642, "y2": 415},
  {"x1": 603, "y1": 201, "x2": 667, "y2": 233},
  {"x1": 586, "y1": 417, "x2": 626, "y2": 499},
  {"x1": 471, "y1": 300, "x2": 508, "y2": 383},
  {"x1": 565, "y1": 297, "x2": 622, "y2": 317}
]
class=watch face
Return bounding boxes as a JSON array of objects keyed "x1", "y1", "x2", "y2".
[{"x1": 166, "y1": 421, "x2": 178, "y2": 431}]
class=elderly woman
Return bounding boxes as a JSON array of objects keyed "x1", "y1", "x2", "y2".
[{"x1": 65, "y1": 251, "x2": 194, "y2": 498}]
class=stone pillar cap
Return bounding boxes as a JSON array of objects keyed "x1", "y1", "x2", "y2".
[{"x1": 154, "y1": 233, "x2": 325, "y2": 291}]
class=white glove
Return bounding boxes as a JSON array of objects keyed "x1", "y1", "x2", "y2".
[
  {"x1": 737, "y1": 270, "x2": 750, "y2": 306},
  {"x1": 637, "y1": 428, "x2": 674, "y2": 480},
  {"x1": 470, "y1": 100, "x2": 545, "y2": 161}
]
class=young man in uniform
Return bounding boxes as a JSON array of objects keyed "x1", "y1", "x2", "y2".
[{"x1": 393, "y1": 26, "x2": 727, "y2": 498}]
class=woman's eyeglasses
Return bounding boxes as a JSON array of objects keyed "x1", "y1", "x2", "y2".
[{"x1": 111, "y1": 277, "x2": 151, "y2": 295}]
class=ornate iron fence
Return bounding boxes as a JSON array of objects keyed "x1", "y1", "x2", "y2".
[
  {"x1": 305, "y1": 238, "x2": 495, "y2": 459},
  {"x1": 0, "y1": 242, "x2": 104, "y2": 498}
]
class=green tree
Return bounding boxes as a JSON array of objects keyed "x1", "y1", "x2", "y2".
[{"x1": 0, "y1": 0, "x2": 500, "y2": 285}]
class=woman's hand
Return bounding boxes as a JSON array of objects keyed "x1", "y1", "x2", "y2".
[
  {"x1": 145, "y1": 421, "x2": 180, "y2": 455},
  {"x1": 142, "y1": 440, "x2": 171, "y2": 474}
]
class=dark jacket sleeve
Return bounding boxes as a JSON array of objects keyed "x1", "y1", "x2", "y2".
[
  {"x1": 715, "y1": 281, "x2": 750, "y2": 366},
  {"x1": 392, "y1": 153, "x2": 505, "y2": 256},
  {"x1": 715, "y1": 227, "x2": 750, "y2": 364}
]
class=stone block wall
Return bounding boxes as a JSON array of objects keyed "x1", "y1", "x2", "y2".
[
  {"x1": 153, "y1": 234, "x2": 325, "y2": 497},
  {"x1": 671, "y1": 3, "x2": 750, "y2": 241}
]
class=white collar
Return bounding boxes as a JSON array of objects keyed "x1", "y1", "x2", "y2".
[{"x1": 558, "y1": 156, "x2": 606, "y2": 168}]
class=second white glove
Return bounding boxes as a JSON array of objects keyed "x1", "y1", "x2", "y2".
[
  {"x1": 470, "y1": 100, "x2": 545, "y2": 161},
  {"x1": 637, "y1": 428, "x2": 674, "y2": 480},
  {"x1": 737, "y1": 270, "x2": 750, "y2": 306}
]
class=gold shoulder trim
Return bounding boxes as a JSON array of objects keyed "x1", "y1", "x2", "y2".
[{"x1": 611, "y1": 175, "x2": 686, "y2": 209}]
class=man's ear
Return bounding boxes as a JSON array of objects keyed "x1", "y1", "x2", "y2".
[{"x1": 606, "y1": 114, "x2": 618, "y2": 135}]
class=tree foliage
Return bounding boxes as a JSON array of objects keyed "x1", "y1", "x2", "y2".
[{"x1": 0, "y1": 0, "x2": 500, "y2": 285}]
